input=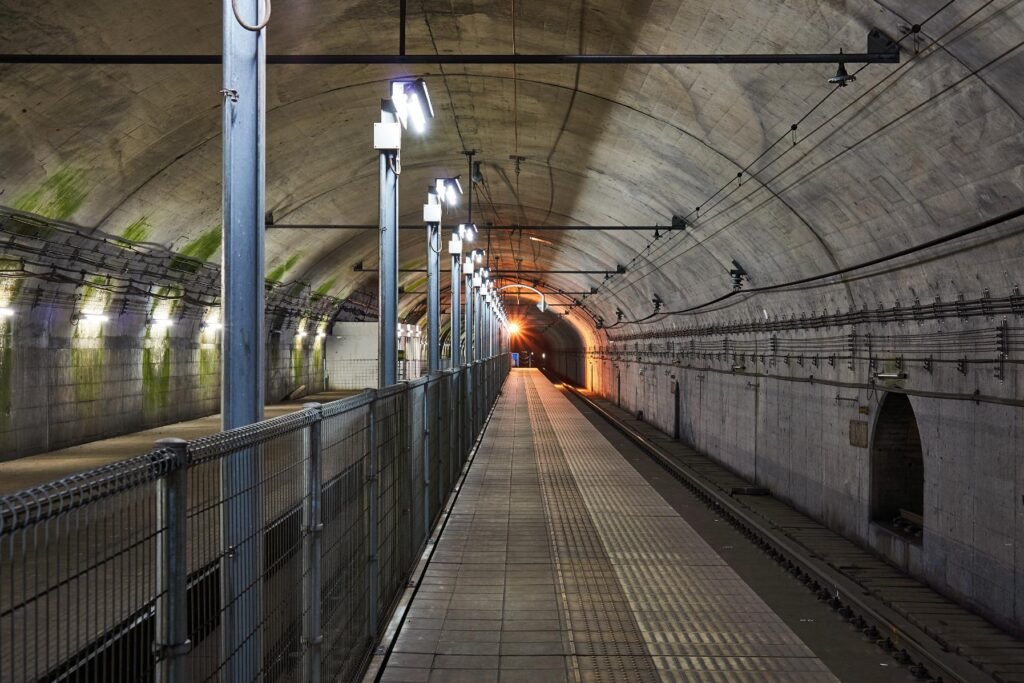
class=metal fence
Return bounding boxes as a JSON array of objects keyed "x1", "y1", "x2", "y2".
[
  {"x1": 0, "y1": 354, "x2": 510, "y2": 683},
  {"x1": 325, "y1": 359, "x2": 426, "y2": 390}
]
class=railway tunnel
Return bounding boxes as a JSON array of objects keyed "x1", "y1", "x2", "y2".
[{"x1": 1, "y1": 1, "x2": 1023, "y2": 681}]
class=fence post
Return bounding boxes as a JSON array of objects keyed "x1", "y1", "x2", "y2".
[
  {"x1": 154, "y1": 438, "x2": 190, "y2": 683},
  {"x1": 367, "y1": 397, "x2": 379, "y2": 639},
  {"x1": 301, "y1": 404, "x2": 324, "y2": 683},
  {"x1": 422, "y1": 381, "x2": 431, "y2": 537}
]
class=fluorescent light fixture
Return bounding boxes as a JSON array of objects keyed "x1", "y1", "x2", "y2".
[
  {"x1": 316, "y1": 331, "x2": 326, "y2": 338},
  {"x1": 0, "y1": 307, "x2": 14, "y2": 317},
  {"x1": 78, "y1": 313, "x2": 109, "y2": 323},
  {"x1": 203, "y1": 320, "x2": 223, "y2": 331},
  {"x1": 391, "y1": 78, "x2": 434, "y2": 134},
  {"x1": 435, "y1": 177, "x2": 463, "y2": 207},
  {"x1": 151, "y1": 317, "x2": 174, "y2": 327},
  {"x1": 296, "y1": 329, "x2": 308, "y2": 338}
]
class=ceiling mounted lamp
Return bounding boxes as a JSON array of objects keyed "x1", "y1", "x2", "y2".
[
  {"x1": 828, "y1": 49, "x2": 856, "y2": 87},
  {"x1": 459, "y1": 223, "x2": 478, "y2": 242},
  {"x1": 390, "y1": 78, "x2": 434, "y2": 133}
]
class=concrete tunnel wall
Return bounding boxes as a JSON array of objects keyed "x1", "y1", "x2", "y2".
[
  {"x1": 0, "y1": 309, "x2": 325, "y2": 459},
  {"x1": 562, "y1": 300, "x2": 1024, "y2": 636}
]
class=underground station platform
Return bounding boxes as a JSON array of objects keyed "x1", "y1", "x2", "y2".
[{"x1": 369, "y1": 368, "x2": 1024, "y2": 683}]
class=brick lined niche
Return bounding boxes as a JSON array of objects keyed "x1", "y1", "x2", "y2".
[{"x1": 870, "y1": 393, "x2": 924, "y2": 540}]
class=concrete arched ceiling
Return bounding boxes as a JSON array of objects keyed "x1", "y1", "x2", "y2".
[{"x1": 2, "y1": 0, "x2": 1022, "y2": 344}]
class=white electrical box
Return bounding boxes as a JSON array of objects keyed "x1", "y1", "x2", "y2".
[
  {"x1": 373, "y1": 122, "x2": 402, "y2": 150},
  {"x1": 448, "y1": 236, "x2": 463, "y2": 254},
  {"x1": 423, "y1": 203, "x2": 442, "y2": 223}
]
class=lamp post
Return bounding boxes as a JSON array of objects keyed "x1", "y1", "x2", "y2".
[
  {"x1": 221, "y1": 0, "x2": 267, "y2": 676},
  {"x1": 375, "y1": 78, "x2": 433, "y2": 387},
  {"x1": 426, "y1": 178, "x2": 461, "y2": 373}
]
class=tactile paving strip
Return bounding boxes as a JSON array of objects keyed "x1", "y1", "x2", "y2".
[
  {"x1": 526, "y1": 380, "x2": 661, "y2": 683},
  {"x1": 526, "y1": 372, "x2": 839, "y2": 682}
]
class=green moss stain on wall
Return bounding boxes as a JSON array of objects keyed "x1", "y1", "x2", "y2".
[
  {"x1": 142, "y1": 343, "x2": 172, "y2": 413},
  {"x1": 12, "y1": 167, "x2": 90, "y2": 221},
  {"x1": 199, "y1": 346, "x2": 218, "y2": 388},
  {"x1": 293, "y1": 340, "x2": 304, "y2": 385},
  {"x1": 267, "y1": 252, "x2": 303, "y2": 283},
  {"x1": 170, "y1": 227, "x2": 222, "y2": 273},
  {"x1": 312, "y1": 278, "x2": 337, "y2": 300},
  {"x1": 312, "y1": 340, "x2": 323, "y2": 387},
  {"x1": 121, "y1": 216, "x2": 151, "y2": 243},
  {"x1": 0, "y1": 322, "x2": 12, "y2": 430},
  {"x1": 71, "y1": 326, "x2": 104, "y2": 404}
]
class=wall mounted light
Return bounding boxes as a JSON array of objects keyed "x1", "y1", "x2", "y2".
[
  {"x1": 296, "y1": 329, "x2": 308, "y2": 338},
  {"x1": 202, "y1": 320, "x2": 223, "y2": 331},
  {"x1": 150, "y1": 317, "x2": 174, "y2": 328},
  {"x1": 0, "y1": 307, "x2": 14, "y2": 317},
  {"x1": 73, "y1": 312, "x2": 110, "y2": 324},
  {"x1": 874, "y1": 371, "x2": 907, "y2": 380},
  {"x1": 390, "y1": 78, "x2": 434, "y2": 134}
]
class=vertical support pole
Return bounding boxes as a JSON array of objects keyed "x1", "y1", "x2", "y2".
[
  {"x1": 426, "y1": 222, "x2": 441, "y2": 373},
  {"x1": 450, "y1": 255, "x2": 461, "y2": 367},
  {"x1": 422, "y1": 382, "x2": 431, "y2": 536},
  {"x1": 378, "y1": 104, "x2": 400, "y2": 388},
  {"x1": 465, "y1": 274, "x2": 474, "y2": 434},
  {"x1": 302, "y1": 404, "x2": 324, "y2": 683},
  {"x1": 367, "y1": 399, "x2": 379, "y2": 637},
  {"x1": 154, "y1": 438, "x2": 190, "y2": 683},
  {"x1": 465, "y1": 274, "x2": 474, "y2": 365},
  {"x1": 221, "y1": 0, "x2": 265, "y2": 676}
]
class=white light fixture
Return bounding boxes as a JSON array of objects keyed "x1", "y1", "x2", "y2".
[
  {"x1": 151, "y1": 317, "x2": 174, "y2": 328},
  {"x1": 316, "y1": 330, "x2": 326, "y2": 338},
  {"x1": 296, "y1": 329, "x2": 308, "y2": 338},
  {"x1": 76, "y1": 313, "x2": 110, "y2": 323},
  {"x1": 0, "y1": 307, "x2": 13, "y2": 317},
  {"x1": 391, "y1": 79, "x2": 434, "y2": 134},
  {"x1": 203, "y1": 320, "x2": 223, "y2": 331},
  {"x1": 435, "y1": 177, "x2": 463, "y2": 207},
  {"x1": 459, "y1": 223, "x2": 477, "y2": 243}
]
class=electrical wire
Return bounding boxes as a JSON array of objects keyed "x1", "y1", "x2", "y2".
[
  {"x1": 231, "y1": 0, "x2": 271, "y2": 32},
  {"x1": 595, "y1": 0, "x2": 1006, "y2": 304},
  {"x1": 605, "y1": 204, "x2": 1024, "y2": 326}
]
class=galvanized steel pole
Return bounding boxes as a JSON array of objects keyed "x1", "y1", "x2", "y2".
[
  {"x1": 377, "y1": 102, "x2": 400, "y2": 387},
  {"x1": 154, "y1": 438, "x2": 190, "y2": 683},
  {"x1": 425, "y1": 206, "x2": 441, "y2": 373},
  {"x1": 221, "y1": 0, "x2": 266, "y2": 676},
  {"x1": 301, "y1": 404, "x2": 324, "y2": 683},
  {"x1": 450, "y1": 255, "x2": 461, "y2": 366}
]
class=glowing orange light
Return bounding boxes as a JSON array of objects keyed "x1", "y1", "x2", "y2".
[{"x1": 508, "y1": 322, "x2": 521, "y2": 335}]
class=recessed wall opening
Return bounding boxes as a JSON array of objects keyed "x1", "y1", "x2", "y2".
[{"x1": 870, "y1": 393, "x2": 924, "y2": 542}]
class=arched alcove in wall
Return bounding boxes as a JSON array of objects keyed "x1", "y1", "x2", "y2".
[{"x1": 870, "y1": 393, "x2": 925, "y2": 540}]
